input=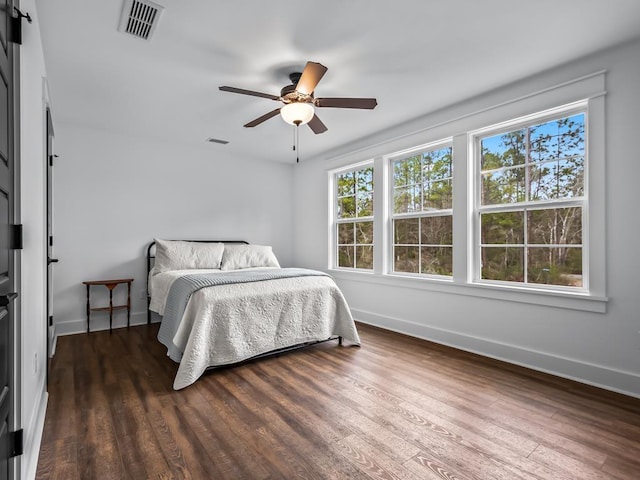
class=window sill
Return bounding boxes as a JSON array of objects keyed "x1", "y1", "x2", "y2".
[{"x1": 327, "y1": 269, "x2": 608, "y2": 313}]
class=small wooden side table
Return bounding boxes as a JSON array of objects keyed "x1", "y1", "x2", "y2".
[{"x1": 83, "y1": 278, "x2": 134, "y2": 333}]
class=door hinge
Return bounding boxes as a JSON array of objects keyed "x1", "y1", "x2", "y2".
[
  {"x1": 49, "y1": 154, "x2": 58, "y2": 166},
  {"x1": 9, "y1": 429, "x2": 23, "y2": 457},
  {"x1": 49, "y1": 315, "x2": 53, "y2": 327},
  {"x1": 9, "y1": 8, "x2": 32, "y2": 45},
  {"x1": 10, "y1": 224, "x2": 22, "y2": 249},
  {"x1": 49, "y1": 235, "x2": 53, "y2": 247}
]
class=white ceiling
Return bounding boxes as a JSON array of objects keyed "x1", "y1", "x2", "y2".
[{"x1": 36, "y1": 0, "x2": 640, "y2": 164}]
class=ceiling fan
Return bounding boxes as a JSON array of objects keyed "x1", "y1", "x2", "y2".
[{"x1": 219, "y1": 61, "x2": 377, "y2": 134}]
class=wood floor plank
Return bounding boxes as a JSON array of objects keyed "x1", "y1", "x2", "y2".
[
  {"x1": 528, "y1": 444, "x2": 613, "y2": 480},
  {"x1": 333, "y1": 433, "x2": 423, "y2": 480},
  {"x1": 36, "y1": 323, "x2": 640, "y2": 480},
  {"x1": 405, "y1": 452, "x2": 476, "y2": 480},
  {"x1": 223, "y1": 366, "x2": 364, "y2": 478},
  {"x1": 196, "y1": 374, "x2": 307, "y2": 479}
]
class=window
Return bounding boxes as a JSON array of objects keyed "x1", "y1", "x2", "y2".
[
  {"x1": 328, "y1": 72, "x2": 605, "y2": 311},
  {"x1": 476, "y1": 111, "x2": 585, "y2": 289},
  {"x1": 391, "y1": 145, "x2": 453, "y2": 276},
  {"x1": 334, "y1": 164, "x2": 374, "y2": 270}
]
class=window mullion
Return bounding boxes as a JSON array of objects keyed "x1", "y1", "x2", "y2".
[
  {"x1": 373, "y1": 156, "x2": 385, "y2": 274},
  {"x1": 452, "y1": 134, "x2": 469, "y2": 283}
]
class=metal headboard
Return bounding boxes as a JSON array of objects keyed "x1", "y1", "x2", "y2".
[{"x1": 146, "y1": 239, "x2": 249, "y2": 324}]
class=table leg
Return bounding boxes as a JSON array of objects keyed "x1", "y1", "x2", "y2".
[
  {"x1": 109, "y1": 287, "x2": 113, "y2": 333},
  {"x1": 127, "y1": 282, "x2": 131, "y2": 328},
  {"x1": 86, "y1": 284, "x2": 90, "y2": 333}
]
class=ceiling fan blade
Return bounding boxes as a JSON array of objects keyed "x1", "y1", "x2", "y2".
[
  {"x1": 315, "y1": 97, "x2": 378, "y2": 109},
  {"x1": 219, "y1": 86, "x2": 280, "y2": 101},
  {"x1": 307, "y1": 114, "x2": 328, "y2": 134},
  {"x1": 244, "y1": 108, "x2": 281, "y2": 128},
  {"x1": 295, "y1": 62, "x2": 328, "y2": 95}
]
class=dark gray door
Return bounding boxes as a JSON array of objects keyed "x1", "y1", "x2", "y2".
[
  {"x1": 0, "y1": 0, "x2": 19, "y2": 479},
  {"x1": 46, "y1": 109, "x2": 55, "y2": 376}
]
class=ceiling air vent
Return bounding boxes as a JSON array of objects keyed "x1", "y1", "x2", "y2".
[
  {"x1": 118, "y1": 0, "x2": 164, "y2": 41},
  {"x1": 206, "y1": 138, "x2": 229, "y2": 145}
]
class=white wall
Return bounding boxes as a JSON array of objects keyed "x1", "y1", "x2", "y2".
[
  {"x1": 20, "y1": 0, "x2": 49, "y2": 478},
  {"x1": 292, "y1": 37, "x2": 640, "y2": 398},
  {"x1": 52, "y1": 127, "x2": 294, "y2": 334}
]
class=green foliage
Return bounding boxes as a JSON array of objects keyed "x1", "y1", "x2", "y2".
[
  {"x1": 337, "y1": 166, "x2": 374, "y2": 219},
  {"x1": 393, "y1": 147, "x2": 452, "y2": 213}
]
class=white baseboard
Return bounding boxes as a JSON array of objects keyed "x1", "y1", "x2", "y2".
[
  {"x1": 22, "y1": 385, "x2": 48, "y2": 480},
  {"x1": 352, "y1": 308, "x2": 640, "y2": 399},
  {"x1": 54, "y1": 310, "x2": 151, "y2": 337}
]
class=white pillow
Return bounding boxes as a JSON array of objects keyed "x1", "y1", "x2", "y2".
[
  {"x1": 154, "y1": 239, "x2": 224, "y2": 273},
  {"x1": 221, "y1": 244, "x2": 280, "y2": 270}
]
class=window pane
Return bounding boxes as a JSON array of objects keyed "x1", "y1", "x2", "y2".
[
  {"x1": 529, "y1": 157, "x2": 584, "y2": 200},
  {"x1": 557, "y1": 114, "x2": 585, "y2": 157},
  {"x1": 481, "y1": 129, "x2": 526, "y2": 170},
  {"x1": 357, "y1": 192, "x2": 373, "y2": 216},
  {"x1": 394, "y1": 185, "x2": 421, "y2": 213},
  {"x1": 355, "y1": 221, "x2": 373, "y2": 244},
  {"x1": 338, "y1": 196, "x2": 356, "y2": 219},
  {"x1": 423, "y1": 147, "x2": 452, "y2": 181},
  {"x1": 530, "y1": 114, "x2": 585, "y2": 162},
  {"x1": 334, "y1": 164, "x2": 374, "y2": 270},
  {"x1": 481, "y1": 167, "x2": 525, "y2": 205},
  {"x1": 423, "y1": 179, "x2": 452, "y2": 210},
  {"x1": 393, "y1": 156, "x2": 422, "y2": 188},
  {"x1": 527, "y1": 208, "x2": 582, "y2": 245},
  {"x1": 337, "y1": 223, "x2": 354, "y2": 244},
  {"x1": 338, "y1": 246, "x2": 354, "y2": 268},
  {"x1": 394, "y1": 218, "x2": 419, "y2": 244},
  {"x1": 530, "y1": 129, "x2": 558, "y2": 163},
  {"x1": 421, "y1": 246, "x2": 452, "y2": 276},
  {"x1": 337, "y1": 171, "x2": 355, "y2": 197},
  {"x1": 528, "y1": 247, "x2": 582, "y2": 287},
  {"x1": 394, "y1": 246, "x2": 419, "y2": 273},
  {"x1": 481, "y1": 211, "x2": 524, "y2": 244},
  {"x1": 355, "y1": 245, "x2": 373, "y2": 270},
  {"x1": 357, "y1": 167, "x2": 374, "y2": 192},
  {"x1": 421, "y1": 216, "x2": 452, "y2": 245},
  {"x1": 481, "y1": 247, "x2": 524, "y2": 281}
]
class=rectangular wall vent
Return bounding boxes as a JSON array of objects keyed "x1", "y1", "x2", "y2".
[{"x1": 118, "y1": 0, "x2": 164, "y2": 41}]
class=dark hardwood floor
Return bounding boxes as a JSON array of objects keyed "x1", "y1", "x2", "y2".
[{"x1": 36, "y1": 322, "x2": 640, "y2": 479}]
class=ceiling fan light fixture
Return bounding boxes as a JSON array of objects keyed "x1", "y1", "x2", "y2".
[{"x1": 280, "y1": 102, "x2": 314, "y2": 126}]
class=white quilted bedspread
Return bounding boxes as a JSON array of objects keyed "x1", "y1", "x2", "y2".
[{"x1": 151, "y1": 270, "x2": 360, "y2": 389}]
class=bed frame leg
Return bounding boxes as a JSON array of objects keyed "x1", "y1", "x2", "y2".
[{"x1": 338, "y1": 336, "x2": 343, "y2": 346}]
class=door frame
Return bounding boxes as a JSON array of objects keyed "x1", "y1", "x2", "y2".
[{"x1": 7, "y1": 0, "x2": 22, "y2": 477}]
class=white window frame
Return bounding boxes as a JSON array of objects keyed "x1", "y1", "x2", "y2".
[
  {"x1": 330, "y1": 160, "x2": 375, "y2": 271},
  {"x1": 470, "y1": 103, "x2": 588, "y2": 293},
  {"x1": 388, "y1": 140, "x2": 454, "y2": 279},
  {"x1": 327, "y1": 72, "x2": 606, "y2": 313}
]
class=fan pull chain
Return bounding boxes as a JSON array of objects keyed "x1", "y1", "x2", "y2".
[
  {"x1": 296, "y1": 124, "x2": 300, "y2": 163},
  {"x1": 293, "y1": 121, "x2": 301, "y2": 163}
]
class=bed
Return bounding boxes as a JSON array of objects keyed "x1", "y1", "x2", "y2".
[{"x1": 146, "y1": 239, "x2": 360, "y2": 389}]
